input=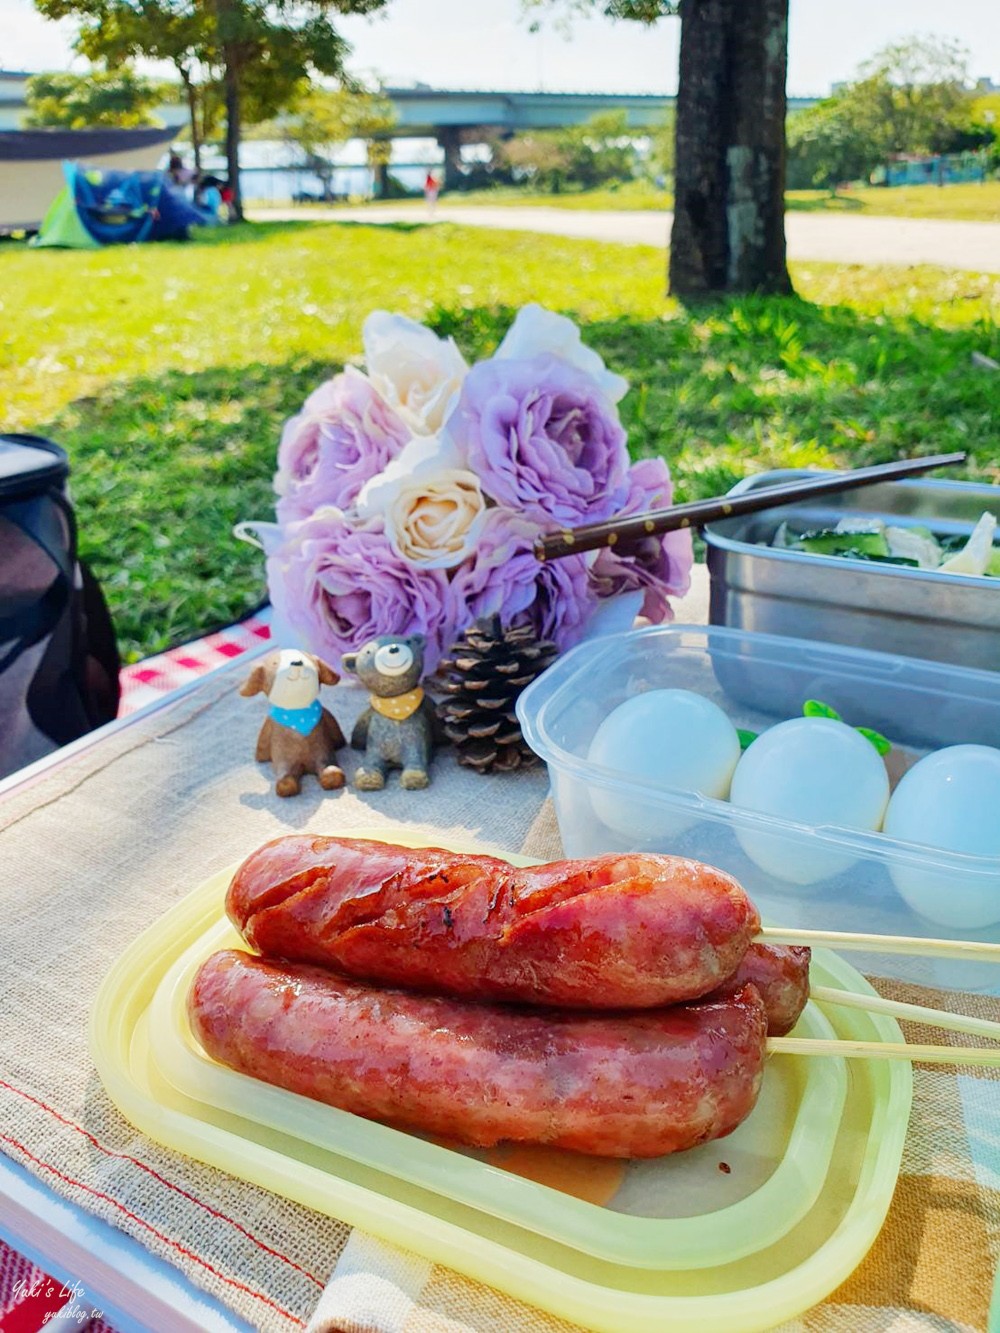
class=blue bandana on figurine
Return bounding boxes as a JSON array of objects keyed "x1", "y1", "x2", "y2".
[{"x1": 240, "y1": 649, "x2": 346, "y2": 797}]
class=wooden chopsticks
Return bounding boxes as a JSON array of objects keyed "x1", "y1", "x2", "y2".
[
  {"x1": 768, "y1": 1037, "x2": 1000, "y2": 1067},
  {"x1": 533, "y1": 452, "x2": 967, "y2": 562},
  {"x1": 760, "y1": 925, "x2": 1000, "y2": 965},
  {"x1": 763, "y1": 924, "x2": 1000, "y2": 1067}
]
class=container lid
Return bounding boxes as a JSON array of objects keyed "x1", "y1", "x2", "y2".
[{"x1": 0, "y1": 435, "x2": 69, "y2": 500}]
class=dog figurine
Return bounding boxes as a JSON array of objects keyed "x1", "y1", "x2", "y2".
[
  {"x1": 341, "y1": 633, "x2": 438, "y2": 790},
  {"x1": 240, "y1": 649, "x2": 346, "y2": 797}
]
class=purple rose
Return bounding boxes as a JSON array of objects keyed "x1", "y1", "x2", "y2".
[
  {"x1": 275, "y1": 367, "x2": 410, "y2": 522},
  {"x1": 587, "y1": 457, "x2": 693, "y2": 622},
  {"x1": 446, "y1": 509, "x2": 597, "y2": 653},
  {"x1": 448, "y1": 355, "x2": 630, "y2": 525},
  {"x1": 266, "y1": 507, "x2": 452, "y2": 672}
]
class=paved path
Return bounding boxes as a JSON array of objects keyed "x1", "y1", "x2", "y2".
[{"x1": 253, "y1": 203, "x2": 1000, "y2": 272}]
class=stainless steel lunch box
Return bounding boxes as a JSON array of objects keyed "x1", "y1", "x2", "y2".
[{"x1": 704, "y1": 470, "x2": 1000, "y2": 673}]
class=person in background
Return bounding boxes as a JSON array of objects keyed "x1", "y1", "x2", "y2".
[
  {"x1": 219, "y1": 180, "x2": 234, "y2": 221},
  {"x1": 424, "y1": 170, "x2": 440, "y2": 216},
  {"x1": 195, "y1": 174, "x2": 224, "y2": 224},
  {"x1": 168, "y1": 151, "x2": 197, "y2": 193}
]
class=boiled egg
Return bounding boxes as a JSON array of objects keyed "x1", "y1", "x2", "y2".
[
  {"x1": 729, "y1": 716, "x2": 890, "y2": 885},
  {"x1": 883, "y1": 744, "x2": 1000, "y2": 929},
  {"x1": 587, "y1": 689, "x2": 741, "y2": 842}
]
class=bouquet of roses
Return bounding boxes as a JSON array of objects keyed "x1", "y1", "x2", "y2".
[{"x1": 249, "y1": 304, "x2": 693, "y2": 674}]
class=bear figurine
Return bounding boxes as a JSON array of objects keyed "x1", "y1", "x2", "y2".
[{"x1": 342, "y1": 634, "x2": 438, "y2": 790}]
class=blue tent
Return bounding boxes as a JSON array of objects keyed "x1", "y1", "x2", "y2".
[{"x1": 33, "y1": 162, "x2": 209, "y2": 248}]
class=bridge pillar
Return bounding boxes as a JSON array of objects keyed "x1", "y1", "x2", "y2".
[{"x1": 436, "y1": 126, "x2": 463, "y2": 191}]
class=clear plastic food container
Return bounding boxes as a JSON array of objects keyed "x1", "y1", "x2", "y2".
[{"x1": 516, "y1": 624, "x2": 1000, "y2": 992}]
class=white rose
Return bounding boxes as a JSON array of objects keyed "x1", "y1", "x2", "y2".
[
  {"x1": 363, "y1": 311, "x2": 468, "y2": 435},
  {"x1": 386, "y1": 470, "x2": 487, "y2": 568},
  {"x1": 495, "y1": 302, "x2": 628, "y2": 404},
  {"x1": 357, "y1": 435, "x2": 486, "y2": 569}
]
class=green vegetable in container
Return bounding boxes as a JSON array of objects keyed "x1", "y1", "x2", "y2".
[{"x1": 793, "y1": 530, "x2": 890, "y2": 558}]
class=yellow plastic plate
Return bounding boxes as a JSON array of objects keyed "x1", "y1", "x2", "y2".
[{"x1": 90, "y1": 830, "x2": 912, "y2": 1333}]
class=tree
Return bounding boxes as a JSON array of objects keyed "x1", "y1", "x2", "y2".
[
  {"x1": 786, "y1": 99, "x2": 876, "y2": 192},
  {"x1": 670, "y1": 0, "x2": 791, "y2": 294},
  {"x1": 786, "y1": 35, "x2": 980, "y2": 191},
  {"x1": 282, "y1": 85, "x2": 396, "y2": 197},
  {"x1": 210, "y1": 0, "x2": 391, "y2": 220},
  {"x1": 527, "y1": 0, "x2": 791, "y2": 296},
  {"x1": 564, "y1": 109, "x2": 637, "y2": 186},
  {"x1": 500, "y1": 131, "x2": 573, "y2": 191},
  {"x1": 71, "y1": 1, "x2": 214, "y2": 171},
  {"x1": 24, "y1": 68, "x2": 167, "y2": 128},
  {"x1": 850, "y1": 36, "x2": 973, "y2": 156},
  {"x1": 648, "y1": 106, "x2": 675, "y2": 184},
  {"x1": 33, "y1": 0, "x2": 391, "y2": 222},
  {"x1": 499, "y1": 110, "x2": 637, "y2": 193}
]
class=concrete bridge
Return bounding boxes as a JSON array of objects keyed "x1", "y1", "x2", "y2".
[{"x1": 384, "y1": 85, "x2": 820, "y2": 185}]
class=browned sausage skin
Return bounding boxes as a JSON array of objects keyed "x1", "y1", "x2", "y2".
[
  {"x1": 189, "y1": 950, "x2": 769, "y2": 1159},
  {"x1": 710, "y1": 943, "x2": 812, "y2": 1036},
  {"x1": 225, "y1": 836, "x2": 761, "y2": 1009}
]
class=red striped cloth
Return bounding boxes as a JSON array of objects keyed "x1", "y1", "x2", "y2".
[{"x1": 0, "y1": 615, "x2": 277, "y2": 1330}]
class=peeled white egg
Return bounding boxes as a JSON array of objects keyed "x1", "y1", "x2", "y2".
[
  {"x1": 587, "y1": 689, "x2": 742, "y2": 843},
  {"x1": 729, "y1": 717, "x2": 890, "y2": 885},
  {"x1": 883, "y1": 744, "x2": 1000, "y2": 929}
]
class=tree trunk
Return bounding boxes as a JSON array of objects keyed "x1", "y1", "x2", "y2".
[
  {"x1": 437, "y1": 127, "x2": 462, "y2": 191},
  {"x1": 223, "y1": 56, "x2": 243, "y2": 222},
  {"x1": 669, "y1": 0, "x2": 791, "y2": 296},
  {"x1": 179, "y1": 68, "x2": 202, "y2": 174}
]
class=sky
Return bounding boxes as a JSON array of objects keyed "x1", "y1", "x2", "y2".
[{"x1": 3, "y1": 0, "x2": 999, "y2": 97}]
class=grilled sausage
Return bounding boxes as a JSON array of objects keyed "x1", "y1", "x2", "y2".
[
  {"x1": 188, "y1": 950, "x2": 768, "y2": 1158},
  {"x1": 710, "y1": 942, "x2": 811, "y2": 1036},
  {"x1": 225, "y1": 836, "x2": 761, "y2": 1009}
]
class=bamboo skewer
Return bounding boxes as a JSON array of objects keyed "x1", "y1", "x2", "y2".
[
  {"x1": 809, "y1": 985, "x2": 1000, "y2": 1043},
  {"x1": 759, "y1": 925, "x2": 1000, "y2": 966},
  {"x1": 534, "y1": 451, "x2": 967, "y2": 561},
  {"x1": 767, "y1": 1037, "x2": 1000, "y2": 1068}
]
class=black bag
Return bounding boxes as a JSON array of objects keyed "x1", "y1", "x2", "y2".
[{"x1": 0, "y1": 434, "x2": 120, "y2": 780}]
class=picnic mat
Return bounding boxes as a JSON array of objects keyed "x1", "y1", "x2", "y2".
[
  {"x1": 118, "y1": 608, "x2": 272, "y2": 715},
  {"x1": 1, "y1": 653, "x2": 999, "y2": 1333}
]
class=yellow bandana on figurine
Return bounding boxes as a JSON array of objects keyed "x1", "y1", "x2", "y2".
[
  {"x1": 370, "y1": 686, "x2": 424, "y2": 722},
  {"x1": 240, "y1": 649, "x2": 346, "y2": 797},
  {"x1": 341, "y1": 634, "x2": 439, "y2": 790}
]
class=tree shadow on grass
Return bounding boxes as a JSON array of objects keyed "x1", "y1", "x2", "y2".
[
  {"x1": 185, "y1": 218, "x2": 432, "y2": 248},
  {"x1": 785, "y1": 193, "x2": 866, "y2": 213},
  {"x1": 430, "y1": 293, "x2": 998, "y2": 501},
  {"x1": 35, "y1": 291, "x2": 998, "y2": 660},
  {"x1": 183, "y1": 219, "x2": 347, "y2": 247},
  {"x1": 321, "y1": 219, "x2": 431, "y2": 235}
]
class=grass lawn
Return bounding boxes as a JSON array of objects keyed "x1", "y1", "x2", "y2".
[
  {"x1": 2, "y1": 219, "x2": 998, "y2": 661},
  {"x1": 316, "y1": 179, "x2": 1000, "y2": 223}
]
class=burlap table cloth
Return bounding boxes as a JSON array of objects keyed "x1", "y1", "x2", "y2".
[{"x1": 1, "y1": 641, "x2": 999, "y2": 1331}]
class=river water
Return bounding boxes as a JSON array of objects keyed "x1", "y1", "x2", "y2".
[{"x1": 191, "y1": 137, "x2": 446, "y2": 202}]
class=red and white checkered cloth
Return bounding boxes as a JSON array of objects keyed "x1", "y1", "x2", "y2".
[
  {"x1": 0, "y1": 1239, "x2": 116, "y2": 1331},
  {"x1": 118, "y1": 610, "x2": 273, "y2": 716}
]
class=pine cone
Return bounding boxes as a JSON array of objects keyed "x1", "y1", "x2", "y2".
[{"x1": 436, "y1": 616, "x2": 558, "y2": 773}]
